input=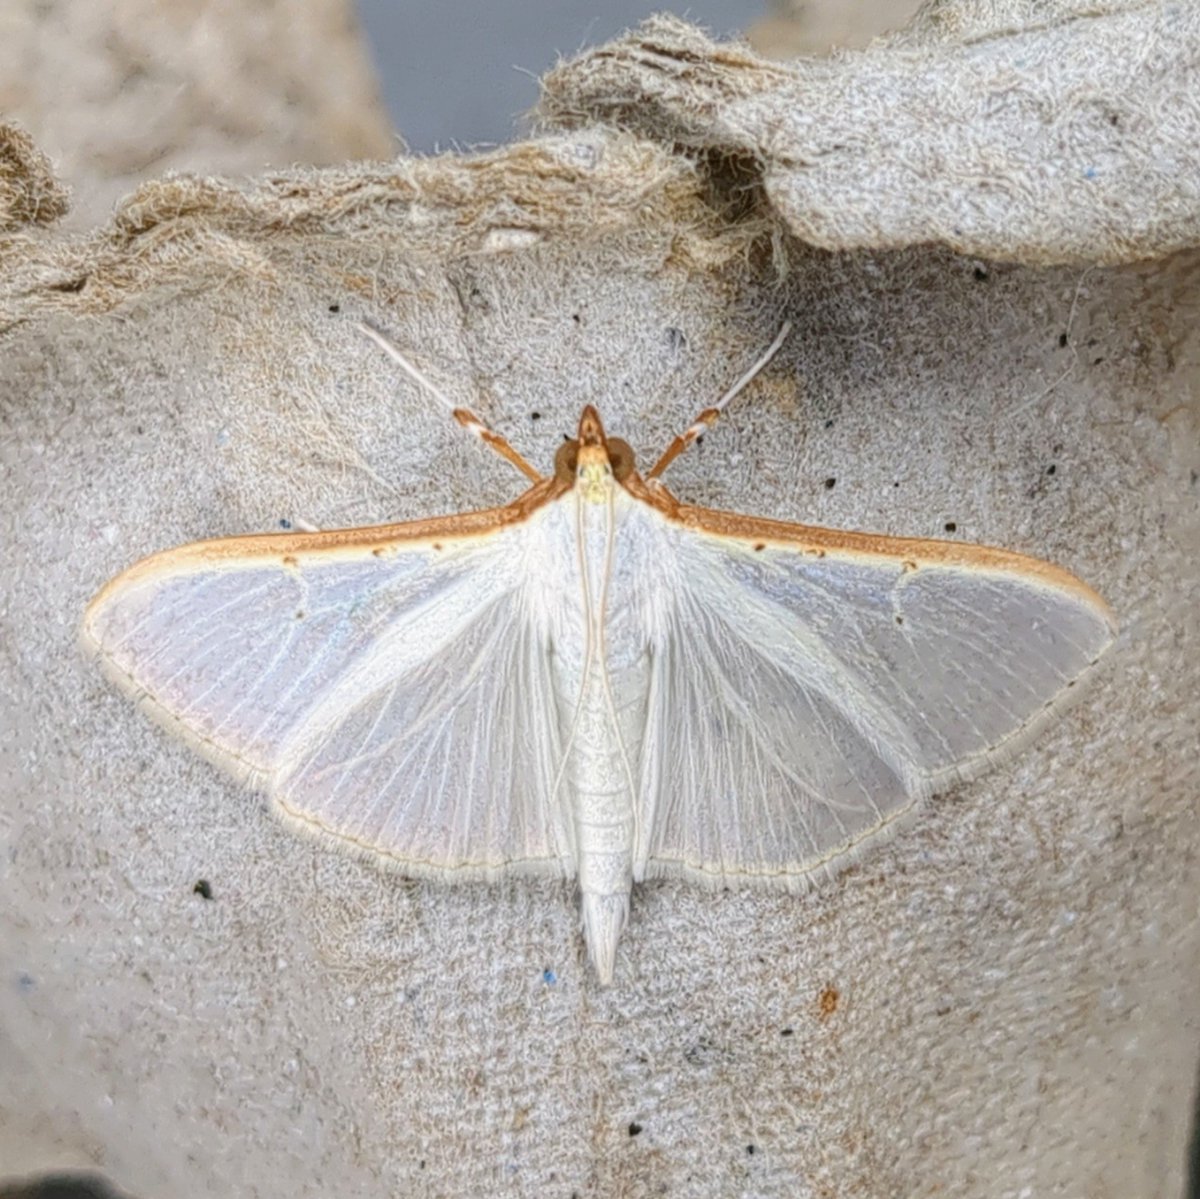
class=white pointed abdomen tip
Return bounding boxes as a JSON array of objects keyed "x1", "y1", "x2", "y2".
[{"x1": 582, "y1": 892, "x2": 630, "y2": 986}]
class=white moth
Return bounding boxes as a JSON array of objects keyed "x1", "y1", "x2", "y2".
[{"x1": 82, "y1": 323, "x2": 1116, "y2": 984}]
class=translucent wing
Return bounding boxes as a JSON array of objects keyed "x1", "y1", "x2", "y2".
[
  {"x1": 637, "y1": 504, "x2": 1117, "y2": 887},
  {"x1": 82, "y1": 495, "x2": 574, "y2": 879}
]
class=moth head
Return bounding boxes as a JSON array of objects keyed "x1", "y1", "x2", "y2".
[{"x1": 554, "y1": 405, "x2": 637, "y2": 499}]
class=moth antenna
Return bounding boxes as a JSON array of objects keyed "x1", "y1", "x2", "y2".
[
  {"x1": 647, "y1": 321, "x2": 792, "y2": 480},
  {"x1": 357, "y1": 320, "x2": 543, "y2": 483}
]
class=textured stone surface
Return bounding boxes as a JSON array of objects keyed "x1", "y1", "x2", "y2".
[{"x1": 540, "y1": 6, "x2": 1200, "y2": 265}]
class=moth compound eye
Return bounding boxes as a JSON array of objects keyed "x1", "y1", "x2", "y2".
[
  {"x1": 554, "y1": 440, "x2": 579, "y2": 483},
  {"x1": 607, "y1": 438, "x2": 636, "y2": 482}
]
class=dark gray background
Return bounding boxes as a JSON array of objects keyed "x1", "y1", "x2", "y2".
[{"x1": 354, "y1": 1, "x2": 767, "y2": 152}]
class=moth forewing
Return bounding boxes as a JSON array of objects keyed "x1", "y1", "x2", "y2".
[
  {"x1": 627, "y1": 494, "x2": 1116, "y2": 890},
  {"x1": 81, "y1": 488, "x2": 577, "y2": 881}
]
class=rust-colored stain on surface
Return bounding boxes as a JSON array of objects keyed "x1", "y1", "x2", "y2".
[{"x1": 817, "y1": 985, "x2": 840, "y2": 1022}]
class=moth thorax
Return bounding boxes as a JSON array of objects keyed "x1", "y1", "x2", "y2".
[{"x1": 577, "y1": 444, "x2": 615, "y2": 504}]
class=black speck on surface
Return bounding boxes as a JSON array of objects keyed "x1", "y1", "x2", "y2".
[
  {"x1": 193, "y1": 879, "x2": 213, "y2": 900},
  {"x1": 628, "y1": 1122, "x2": 643, "y2": 1137}
]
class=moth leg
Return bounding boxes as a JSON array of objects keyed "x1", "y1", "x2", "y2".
[
  {"x1": 357, "y1": 320, "x2": 543, "y2": 483},
  {"x1": 646, "y1": 321, "x2": 792, "y2": 480}
]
